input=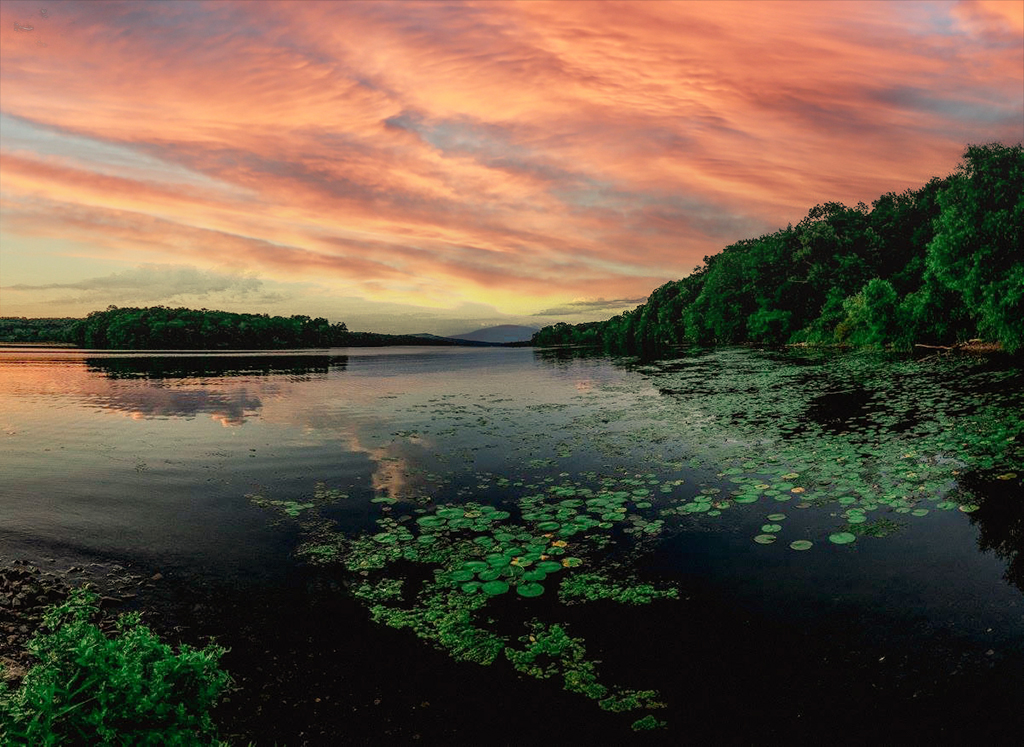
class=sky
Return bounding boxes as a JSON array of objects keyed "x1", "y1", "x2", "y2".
[{"x1": 1, "y1": 0, "x2": 1021, "y2": 335}]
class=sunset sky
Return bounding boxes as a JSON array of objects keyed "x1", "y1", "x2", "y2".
[{"x1": 1, "y1": 0, "x2": 1021, "y2": 335}]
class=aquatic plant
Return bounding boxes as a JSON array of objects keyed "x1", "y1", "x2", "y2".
[
  {"x1": 249, "y1": 345, "x2": 1022, "y2": 734},
  {"x1": 0, "y1": 589, "x2": 231, "y2": 745},
  {"x1": 505, "y1": 621, "x2": 665, "y2": 717},
  {"x1": 558, "y1": 572, "x2": 678, "y2": 605},
  {"x1": 252, "y1": 477, "x2": 680, "y2": 730}
]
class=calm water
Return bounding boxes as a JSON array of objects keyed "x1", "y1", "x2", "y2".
[
  {"x1": 1, "y1": 345, "x2": 1022, "y2": 743},
  {"x1": 0, "y1": 347, "x2": 636, "y2": 576}
]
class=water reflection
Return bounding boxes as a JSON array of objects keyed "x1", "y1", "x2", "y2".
[
  {"x1": 532, "y1": 346, "x2": 612, "y2": 367},
  {"x1": 966, "y1": 473, "x2": 1024, "y2": 594},
  {"x1": 85, "y1": 354, "x2": 348, "y2": 379},
  {"x1": 0, "y1": 352, "x2": 353, "y2": 426},
  {"x1": 87, "y1": 386, "x2": 264, "y2": 426}
]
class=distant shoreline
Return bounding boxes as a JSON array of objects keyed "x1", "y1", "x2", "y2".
[
  {"x1": 0, "y1": 309, "x2": 536, "y2": 348},
  {"x1": 0, "y1": 342, "x2": 79, "y2": 348},
  {"x1": 0, "y1": 341, "x2": 532, "y2": 351}
]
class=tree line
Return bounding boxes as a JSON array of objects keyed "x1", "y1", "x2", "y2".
[
  {"x1": 0, "y1": 307, "x2": 467, "y2": 349},
  {"x1": 534, "y1": 143, "x2": 1023, "y2": 354},
  {"x1": 0, "y1": 317, "x2": 78, "y2": 344}
]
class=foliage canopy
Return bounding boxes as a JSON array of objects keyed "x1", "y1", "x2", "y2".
[{"x1": 534, "y1": 143, "x2": 1024, "y2": 354}]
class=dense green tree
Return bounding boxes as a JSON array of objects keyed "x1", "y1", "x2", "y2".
[
  {"x1": 926, "y1": 144, "x2": 1024, "y2": 352},
  {"x1": 0, "y1": 318, "x2": 77, "y2": 343},
  {"x1": 12, "y1": 305, "x2": 483, "y2": 350},
  {"x1": 533, "y1": 143, "x2": 1023, "y2": 355}
]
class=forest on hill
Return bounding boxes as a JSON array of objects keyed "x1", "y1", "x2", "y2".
[
  {"x1": 0, "y1": 307, "x2": 475, "y2": 349},
  {"x1": 533, "y1": 143, "x2": 1023, "y2": 354}
]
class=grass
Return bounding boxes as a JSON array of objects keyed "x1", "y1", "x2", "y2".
[{"x1": 0, "y1": 588, "x2": 232, "y2": 745}]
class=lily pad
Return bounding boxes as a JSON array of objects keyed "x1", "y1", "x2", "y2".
[
  {"x1": 789, "y1": 540, "x2": 813, "y2": 551},
  {"x1": 753, "y1": 534, "x2": 777, "y2": 544},
  {"x1": 481, "y1": 580, "x2": 510, "y2": 595},
  {"x1": 517, "y1": 583, "x2": 545, "y2": 597},
  {"x1": 828, "y1": 532, "x2": 857, "y2": 545}
]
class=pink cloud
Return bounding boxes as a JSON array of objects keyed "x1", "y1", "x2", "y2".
[{"x1": 1, "y1": 0, "x2": 1020, "y2": 321}]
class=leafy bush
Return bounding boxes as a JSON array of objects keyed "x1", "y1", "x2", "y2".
[{"x1": 0, "y1": 588, "x2": 231, "y2": 745}]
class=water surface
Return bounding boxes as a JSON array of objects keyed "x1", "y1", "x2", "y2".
[{"x1": 1, "y1": 345, "x2": 1021, "y2": 742}]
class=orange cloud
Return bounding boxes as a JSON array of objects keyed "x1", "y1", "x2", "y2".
[{"x1": 1, "y1": 0, "x2": 1020, "y2": 324}]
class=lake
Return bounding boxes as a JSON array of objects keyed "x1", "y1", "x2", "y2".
[{"x1": 1, "y1": 345, "x2": 1022, "y2": 744}]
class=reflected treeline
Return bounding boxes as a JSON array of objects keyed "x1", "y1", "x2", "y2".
[
  {"x1": 965, "y1": 472, "x2": 1024, "y2": 595},
  {"x1": 85, "y1": 355, "x2": 349, "y2": 380},
  {"x1": 532, "y1": 346, "x2": 629, "y2": 367}
]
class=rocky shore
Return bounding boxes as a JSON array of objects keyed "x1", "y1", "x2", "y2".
[{"x1": 0, "y1": 559, "x2": 152, "y2": 684}]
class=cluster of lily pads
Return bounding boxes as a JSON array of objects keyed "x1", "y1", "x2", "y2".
[
  {"x1": 603, "y1": 349, "x2": 1024, "y2": 549},
  {"x1": 252, "y1": 473, "x2": 680, "y2": 731},
  {"x1": 251, "y1": 346, "x2": 1022, "y2": 734}
]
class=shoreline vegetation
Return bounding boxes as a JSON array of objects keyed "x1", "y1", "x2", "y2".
[
  {"x1": 0, "y1": 561, "x2": 231, "y2": 744},
  {"x1": 533, "y1": 143, "x2": 1023, "y2": 356},
  {"x1": 0, "y1": 309, "x2": 516, "y2": 350}
]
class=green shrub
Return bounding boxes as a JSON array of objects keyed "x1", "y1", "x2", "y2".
[{"x1": 0, "y1": 588, "x2": 231, "y2": 745}]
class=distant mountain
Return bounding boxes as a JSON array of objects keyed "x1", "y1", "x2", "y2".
[
  {"x1": 409, "y1": 333, "x2": 457, "y2": 341},
  {"x1": 408, "y1": 332, "x2": 499, "y2": 347},
  {"x1": 448, "y1": 325, "x2": 539, "y2": 344}
]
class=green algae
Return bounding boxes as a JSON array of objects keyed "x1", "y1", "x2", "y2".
[
  {"x1": 558, "y1": 572, "x2": 678, "y2": 605},
  {"x1": 246, "y1": 494, "x2": 315, "y2": 517},
  {"x1": 631, "y1": 715, "x2": 668, "y2": 731},
  {"x1": 505, "y1": 621, "x2": 666, "y2": 718},
  {"x1": 352, "y1": 578, "x2": 404, "y2": 603}
]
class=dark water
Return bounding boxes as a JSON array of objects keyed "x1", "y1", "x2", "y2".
[{"x1": 1, "y1": 345, "x2": 1022, "y2": 744}]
